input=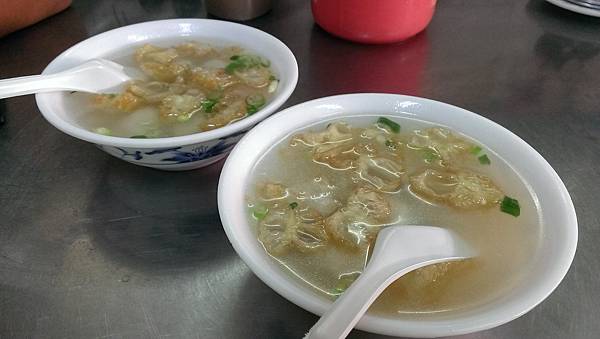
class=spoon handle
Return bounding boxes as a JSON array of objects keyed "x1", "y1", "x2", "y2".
[
  {"x1": 304, "y1": 261, "x2": 421, "y2": 339},
  {"x1": 0, "y1": 59, "x2": 131, "y2": 99},
  {"x1": 305, "y1": 226, "x2": 475, "y2": 339},
  {"x1": 0, "y1": 73, "x2": 75, "y2": 99}
]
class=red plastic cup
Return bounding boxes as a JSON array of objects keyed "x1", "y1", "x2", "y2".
[{"x1": 311, "y1": 0, "x2": 437, "y2": 44}]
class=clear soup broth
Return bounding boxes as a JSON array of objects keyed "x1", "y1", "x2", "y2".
[
  {"x1": 65, "y1": 39, "x2": 278, "y2": 138},
  {"x1": 247, "y1": 115, "x2": 540, "y2": 316}
]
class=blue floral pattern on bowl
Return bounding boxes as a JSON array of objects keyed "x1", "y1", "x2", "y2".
[{"x1": 97, "y1": 131, "x2": 246, "y2": 171}]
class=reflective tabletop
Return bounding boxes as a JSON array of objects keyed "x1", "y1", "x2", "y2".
[{"x1": 1, "y1": 0, "x2": 599, "y2": 338}]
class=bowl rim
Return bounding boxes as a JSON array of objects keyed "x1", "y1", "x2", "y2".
[
  {"x1": 217, "y1": 93, "x2": 578, "y2": 337},
  {"x1": 545, "y1": 0, "x2": 600, "y2": 17},
  {"x1": 34, "y1": 18, "x2": 299, "y2": 148}
]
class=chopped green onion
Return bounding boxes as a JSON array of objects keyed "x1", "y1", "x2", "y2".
[
  {"x1": 478, "y1": 154, "x2": 491, "y2": 165},
  {"x1": 201, "y1": 98, "x2": 218, "y2": 113},
  {"x1": 247, "y1": 106, "x2": 258, "y2": 115},
  {"x1": 246, "y1": 94, "x2": 266, "y2": 107},
  {"x1": 331, "y1": 273, "x2": 359, "y2": 296},
  {"x1": 500, "y1": 196, "x2": 520, "y2": 217},
  {"x1": 246, "y1": 94, "x2": 266, "y2": 115},
  {"x1": 252, "y1": 206, "x2": 269, "y2": 220},
  {"x1": 94, "y1": 127, "x2": 112, "y2": 136},
  {"x1": 268, "y1": 79, "x2": 279, "y2": 93},
  {"x1": 130, "y1": 135, "x2": 147, "y2": 139},
  {"x1": 470, "y1": 146, "x2": 482, "y2": 155},
  {"x1": 422, "y1": 149, "x2": 440, "y2": 162},
  {"x1": 177, "y1": 114, "x2": 192, "y2": 122},
  {"x1": 225, "y1": 54, "x2": 270, "y2": 74},
  {"x1": 331, "y1": 287, "x2": 345, "y2": 296},
  {"x1": 377, "y1": 117, "x2": 401, "y2": 133},
  {"x1": 269, "y1": 75, "x2": 277, "y2": 81},
  {"x1": 225, "y1": 62, "x2": 242, "y2": 74},
  {"x1": 385, "y1": 139, "x2": 398, "y2": 151},
  {"x1": 289, "y1": 202, "x2": 298, "y2": 209}
]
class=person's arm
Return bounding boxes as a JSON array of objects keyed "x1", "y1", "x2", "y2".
[{"x1": 0, "y1": 0, "x2": 71, "y2": 38}]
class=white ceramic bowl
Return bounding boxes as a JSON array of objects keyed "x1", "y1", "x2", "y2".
[
  {"x1": 545, "y1": 0, "x2": 600, "y2": 17},
  {"x1": 218, "y1": 93, "x2": 578, "y2": 337},
  {"x1": 35, "y1": 19, "x2": 298, "y2": 170}
]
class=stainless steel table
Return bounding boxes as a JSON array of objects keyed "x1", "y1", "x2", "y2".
[{"x1": 1, "y1": 0, "x2": 598, "y2": 338}]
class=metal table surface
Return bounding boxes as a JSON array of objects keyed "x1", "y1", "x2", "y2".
[{"x1": 0, "y1": 0, "x2": 598, "y2": 338}]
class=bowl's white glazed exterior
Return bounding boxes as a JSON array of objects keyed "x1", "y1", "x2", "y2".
[
  {"x1": 35, "y1": 19, "x2": 298, "y2": 170},
  {"x1": 218, "y1": 93, "x2": 578, "y2": 337}
]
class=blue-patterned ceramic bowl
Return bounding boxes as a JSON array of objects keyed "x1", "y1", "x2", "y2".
[{"x1": 35, "y1": 19, "x2": 298, "y2": 170}]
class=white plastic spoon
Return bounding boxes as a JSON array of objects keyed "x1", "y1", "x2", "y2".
[
  {"x1": 0, "y1": 59, "x2": 132, "y2": 99},
  {"x1": 304, "y1": 225, "x2": 476, "y2": 339}
]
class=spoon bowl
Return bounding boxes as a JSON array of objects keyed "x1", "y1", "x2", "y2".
[
  {"x1": 305, "y1": 225, "x2": 476, "y2": 339},
  {"x1": 0, "y1": 58, "x2": 131, "y2": 99}
]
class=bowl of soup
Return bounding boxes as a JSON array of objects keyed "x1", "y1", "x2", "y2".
[
  {"x1": 35, "y1": 19, "x2": 298, "y2": 170},
  {"x1": 218, "y1": 93, "x2": 577, "y2": 337}
]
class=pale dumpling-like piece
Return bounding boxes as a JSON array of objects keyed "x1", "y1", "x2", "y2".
[
  {"x1": 413, "y1": 262, "x2": 451, "y2": 284},
  {"x1": 128, "y1": 81, "x2": 187, "y2": 103},
  {"x1": 140, "y1": 62, "x2": 187, "y2": 83},
  {"x1": 93, "y1": 91, "x2": 145, "y2": 112},
  {"x1": 292, "y1": 178, "x2": 341, "y2": 216},
  {"x1": 257, "y1": 182, "x2": 288, "y2": 201},
  {"x1": 409, "y1": 127, "x2": 475, "y2": 166},
  {"x1": 258, "y1": 208, "x2": 328, "y2": 255},
  {"x1": 313, "y1": 142, "x2": 358, "y2": 170},
  {"x1": 313, "y1": 140, "x2": 389, "y2": 171},
  {"x1": 235, "y1": 66, "x2": 272, "y2": 88},
  {"x1": 357, "y1": 155, "x2": 404, "y2": 193},
  {"x1": 190, "y1": 67, "x2": 239, "y2": 90},
  {"x1": 134, "y1": 45, "x2": 188, "y2": 83},
  {"x1": 200, "y1": 99, "x2": 246, "y2": 130},
  {"x1": 174, "y1": 42, "x2": 215, "y2": 59},
  {"x1": 396, "y1": 262, "x2": 453, "y2": 294},
  {"x1": 135, "y1": 44, "x2": 179, "y2": 64},
  {"x1": 295, "y1": 122, "x2": 357, "y2": 170},
  {"x1": 325, "y1": 187, "x2": 391, "y2": 249},
  {"x1": 258, "y1": 211, "x2": 293, "y2": 255},
  {"x1": 159, "y1": 94, "x2": 203, "y2": 118},
  {"x1": 293, "y1": 122, "x2": 353, "y2": 147},
  {"x1": 347, "y1": 187, "x2": 392, "y2": 220},
  {"x1": 409, "y1": 169, "x2": 503, "y2": 209}
]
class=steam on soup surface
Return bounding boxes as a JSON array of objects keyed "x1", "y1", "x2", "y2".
[
  {"x1": 67, "y1": 41, "x2": 278, "y2": 138},
  {"x1": 247, "y1": 116, "x2": 540, "y2": 316}
]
